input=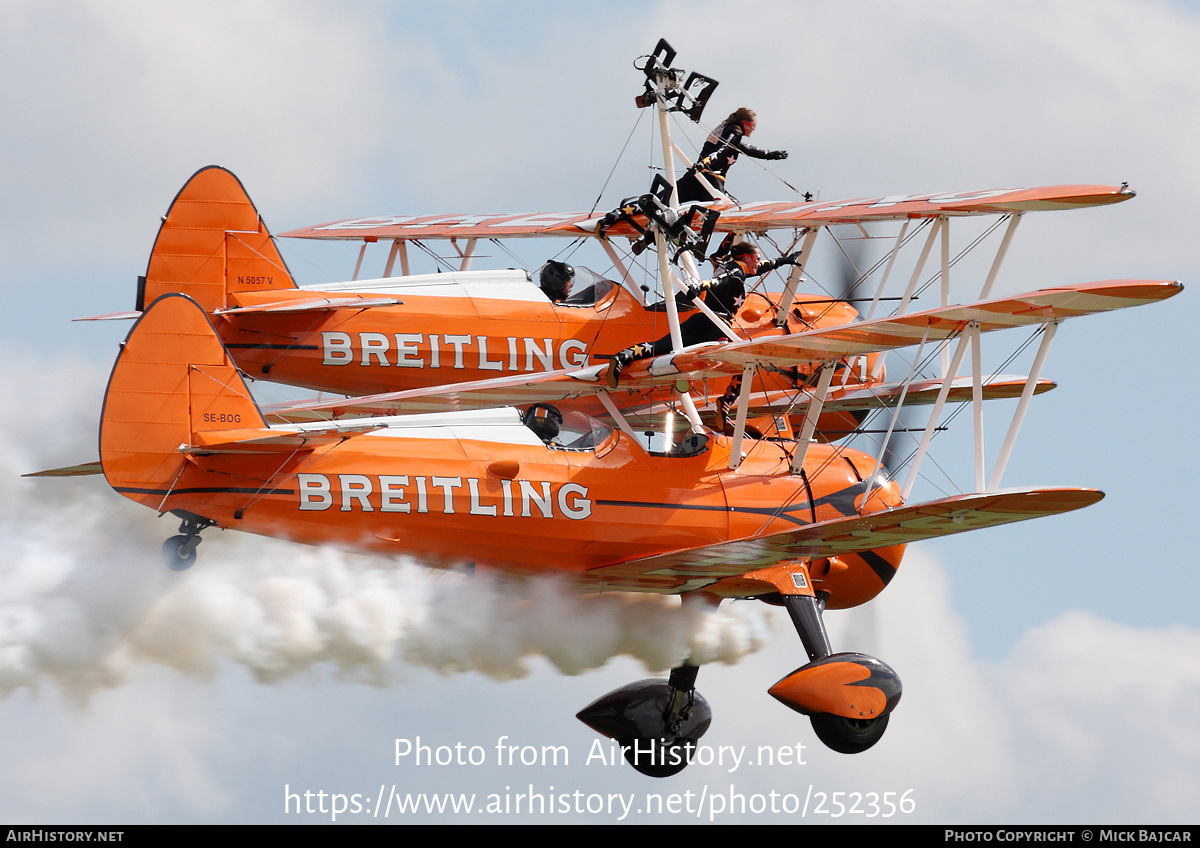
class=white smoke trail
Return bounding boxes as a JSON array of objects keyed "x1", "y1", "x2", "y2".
[
  {"x1": 2, "y1": 351, "x2": 775, "y2": 701},
  {"x1": 122, "y1": 541, "x2": 774, "y2": 683}
]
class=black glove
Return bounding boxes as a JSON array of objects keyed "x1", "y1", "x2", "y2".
[
  {"x1": 781, "y1": 250, "x2": 802, "y2": 265},
  {"x1": 765, "y1": 150, "x2": 788, "y2": 161}
]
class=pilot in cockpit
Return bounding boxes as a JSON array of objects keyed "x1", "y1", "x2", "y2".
[
  {"x1": 523, "y1": 403, "x2": 564, "y2": 444},
  {"x1": 539, "y1": 260, "x2": 575, "y2": 302}
]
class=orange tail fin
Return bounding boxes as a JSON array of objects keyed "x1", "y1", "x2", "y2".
[
  {"x1": 100, "y1": 293, "x2": 267, "y2": 510},
  {"x1": 137, "y1": 166, "x2": 296, "y2": 314}
]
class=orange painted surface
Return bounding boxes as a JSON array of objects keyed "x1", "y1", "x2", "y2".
[
  {"x1": 102, "y1": 295, "x2": 905, "y2": 604},
  {"x1": 109, "y1": 297, "x2": 1100, "y2": 609},
  {"x1": 768, "y1": 661, "x2": 888, "y2": 718},
  {"x1": 143, "y1": 168, "x2": 884, "y2": 416}
]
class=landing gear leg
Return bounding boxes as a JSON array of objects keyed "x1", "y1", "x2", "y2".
[
  {"x1": 780, "y1": 590, "x2": 892, "y2": 752},
  {"x1": 782, "y1": 591, "x2": 832, "y2": 662},
  {"x1": 576, "y1": 660, "x2": 713, "y2": 778},
  {"x1": 625, "y1": 663, "x2": 704, "y2": 778},
  {"x1": 161, "y1": 515, "x2": 215, "y2": 571},
  {"x1": 749, "y1": 563, "x2": 902, "y2": 754}
]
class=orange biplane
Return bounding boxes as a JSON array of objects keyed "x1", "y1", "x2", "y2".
[
  {"x1": 83, "y1": 164, "x2": 1133, "y2": 443},
  {"x1": 39, "y1": 40, "x2": 1185, "y2": 775}
]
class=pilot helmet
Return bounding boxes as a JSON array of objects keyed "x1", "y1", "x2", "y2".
[
  {"x1": 539, "y1": 260, "x2": 574, "y2": 300},
  {"x1": 523, "y1": 404, "x2": 563, "y2": 442}
]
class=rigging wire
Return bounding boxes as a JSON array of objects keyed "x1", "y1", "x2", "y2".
[
  {"x1": 861, "y1": 323, "x2": 1048, "y2": 498},
  {"x1": 589, "y1": 110, "x2": 648, "y2": 215},
  {"x1": 911, "y1": 215, "x2": 1009, "y2": 302},
  {"x1": 409, "y1": 238, "x2": 457, "y2": 272}
]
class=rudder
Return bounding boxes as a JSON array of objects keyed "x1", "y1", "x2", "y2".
[
  {"x1": 137, "y1": 166, "x2": 296, "y2": 313},
  {"x1": 100, "y1": 293, "x2": 267, "y2": 510}
]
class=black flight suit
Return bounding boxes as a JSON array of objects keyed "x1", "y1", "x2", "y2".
[{"x1": 676, "y1": 121, "x2": 786, "y2": 203}]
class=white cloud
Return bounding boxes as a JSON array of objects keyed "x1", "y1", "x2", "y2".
[
  {"x1": 0, "y1": 0, "x2": 392, "y2": 271},
  {"x1": 994, "y1": 611, "x2": 1200, "y2": 821}
]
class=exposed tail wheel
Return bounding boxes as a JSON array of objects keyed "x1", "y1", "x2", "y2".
[
  {"x1": 810, "y1": 712, "x2": 889, "y2": 754},
  {"x1": 620, "y1": 738, "x2": 696, "y2": 778},
  {"x1": 161, "y1": 535, "x2": 199, "y2": 571}
]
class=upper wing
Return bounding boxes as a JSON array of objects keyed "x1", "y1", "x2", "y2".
[
  {"x1": 278, "y1": 185, "x2": 1133, "y2": 242},
  {"x1": 265, "y1": 279, "x2": 1180, "y2": 422},
  {"x1": 583, "y1": 487, "x2": 1102, "y2": 593},
  {"x1": 280, "y1": 211, "x2": 610, "y2": 240},
  {"x1": 709, "y1": 184, "x2": 1133, "y2": 234},
  {"x1": 706, "y1": 279, "x2": 1181, "y2": 369}
]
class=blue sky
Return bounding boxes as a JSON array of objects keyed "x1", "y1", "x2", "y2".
[{"x1": 2, "y1": 0, "x2": 1198, "y2": 824}]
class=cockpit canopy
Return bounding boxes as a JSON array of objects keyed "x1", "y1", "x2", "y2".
[
  {"x1": 554, "y1": 410, "x2": 614, "y2": 450},
  {"x1": 534, "y1": 263, "x2": 618, "y2": 307}
]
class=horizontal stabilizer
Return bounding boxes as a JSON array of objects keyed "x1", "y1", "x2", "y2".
[
  {"x1": 214, "y1": 295, "x2": 402, "y2": 315},
  {"x1": 181, "y1": 422, "x2": 383, "y2": 455},
  {"x1": 23, "y1": 461, "x2": 103, "y2": 477},
  {"x1": 74, "y1": 311, "x2": 141, "y2": 322}
]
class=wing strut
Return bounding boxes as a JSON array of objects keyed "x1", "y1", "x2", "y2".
[
  {"x1": 987, "y1": 321, "x2": 1058, "y2": 490},
  {"x1": 902, "y1": 319, "x2": 1060, "y2": 497},
  {"x1": 902, "y1": 326, "x2": 971, "y2": 500},
  {"x1": 969, "y1": 321, "x2": 985, "y2": 491},
  {"x1": 450, "y1": 238, "x2": 478, "y2": 271},
  {"x1": 598, "y1": 239, "x2": 646, "y2": 306},
  {"x1": 790, "y1": 362, "x2": 837, "y2": 474},
  {"x1": 978, "y1": 213, "x2": 1022, "y2": 300},
  {"x1": 728, "y1": 364, "x2": 756, "y2": 470},
  {"x1": 902, "y1": 216, "x2": 942, "y2": 315},
  {"x1": 775, "y1": 228, "x2": 820, "y2": 327},
  {"x1": 940, "y1": 215, "x2": 952, "y2": 375},
  {"x1": 352, "y1": 241, "x2": 368, "y2": 281},
  {"x1": 872, "y1": 217, "x2": 940, "y2": 380},
  {"x1": 596, "y1": 390, "x2": 643, "y2": 443},
  {"x1": 383, "y1": 239, "x2": 408, "y2": 277},
  {"x1": 671, "y1": 143, "x2": 731, "y2": 203},
  {"x1": 864, "y1": 219, "x2": 910, "y2": 321},
  {"x1": 646, "y1": 229, "x2": 702, "y2": 432},
  {"x1": 862, "y1": 324, "x2": 930, "y2": 503}
]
